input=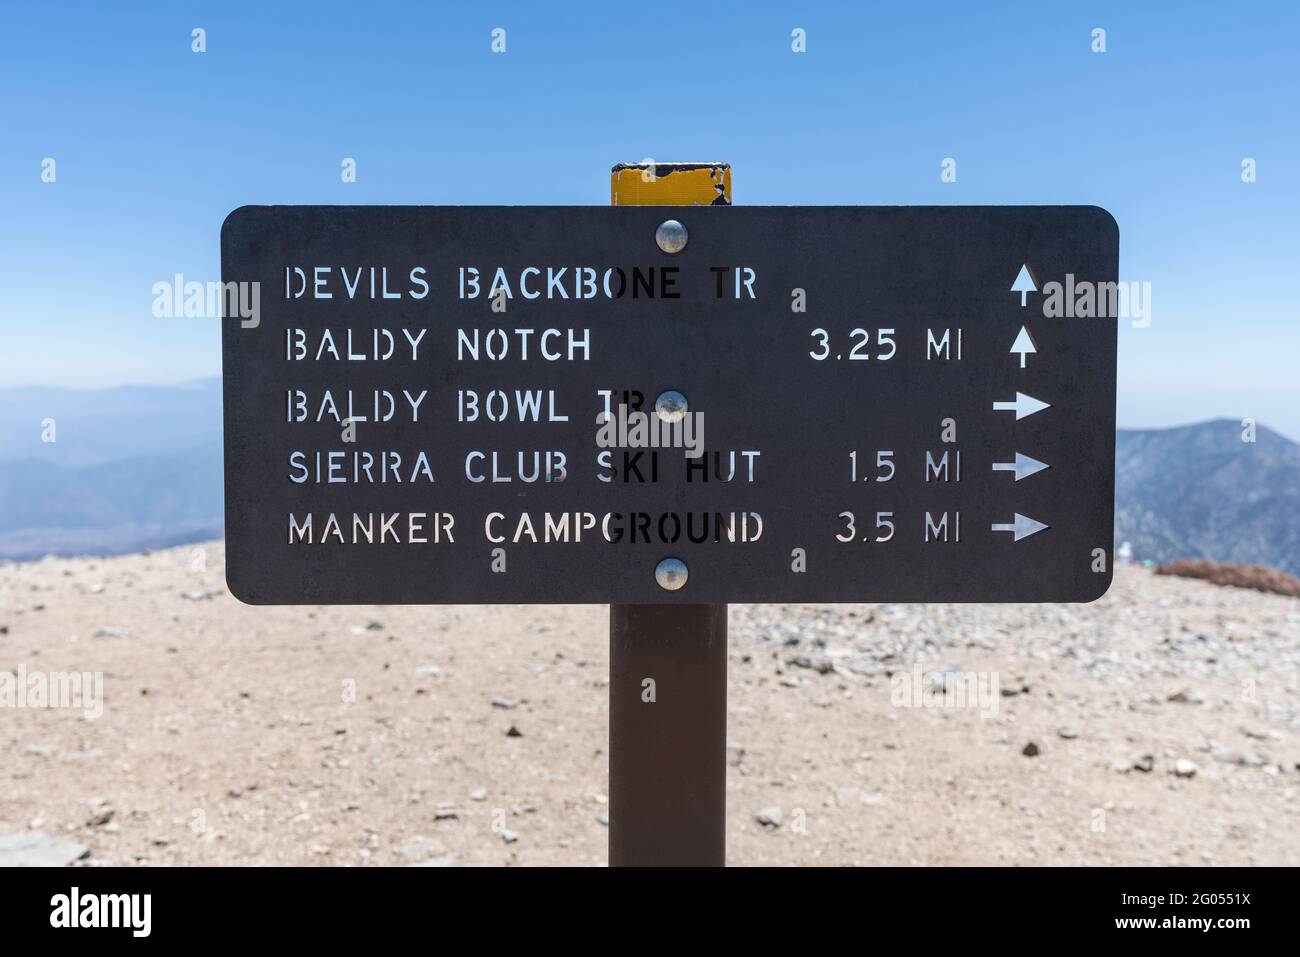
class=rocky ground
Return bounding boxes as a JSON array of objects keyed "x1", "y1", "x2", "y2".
[{"x1": 1, "y1": 541, "x2": 1298, "y2": 866}]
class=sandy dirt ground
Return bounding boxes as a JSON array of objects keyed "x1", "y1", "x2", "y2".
[{"x1": 1, "y1": 542, "x2": 1298, "y2": 866}]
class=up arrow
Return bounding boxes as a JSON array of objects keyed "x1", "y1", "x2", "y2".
[
  {"x1": 1010, "y1": 325, "x2": 1037, "y2": 368},
  {"x1": 1011, "y1": 264, "x2": 1037, "y2": 306},
  {"x1": 992, "y1": 392, "x2": 1051, "y2": 420},
  {"x1": 992, "y1": 452, "x2": 1050, "y2": 481},
  {"x1": 991, "y1": 513, "x2": 1049, "y2": 542}
]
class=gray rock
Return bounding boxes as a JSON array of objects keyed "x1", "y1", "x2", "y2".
[
  {"x1": 85, "y1": 806, "x2": 114, "y2": 828},
  {"x1": 0, "y1": 833, "x2": 90, "y2": 867},
  {"x1": 725, "y1": 742, "x2": 745, "y2": 767},
  {"x1": 756, "y1": 806, "x2": 784, "y2": 828},
  {"x1": 1173, "y1": 758, "x2": 1199, "y2": 778},
  {"x1": 847, "y1": 656, "x2": 880, "y2": 676},
  {"x1": 833, "y1": 787, "x2": 861, "y2": 807},
  {"x1": 1240, "y1": 726, "x2": 1280, "y2": 741}
]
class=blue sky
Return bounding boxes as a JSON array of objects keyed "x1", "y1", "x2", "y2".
[{"x1": 2, "y1": 1, "x2": 1297, "y2": 437}]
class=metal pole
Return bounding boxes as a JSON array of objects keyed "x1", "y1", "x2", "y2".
[
  {"x1": 607, "y1": 162, "x2": 732, "y2": 867},
  {"x1": 609, "y1": 603, "x2": 727, "y2": 866}
]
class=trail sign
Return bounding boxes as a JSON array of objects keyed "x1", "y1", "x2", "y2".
[{"x1": 221, "y1": 205, "x2": 1118, "y2": 605}]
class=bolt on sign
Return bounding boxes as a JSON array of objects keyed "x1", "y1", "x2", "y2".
[{"x1": 221, "y1": 205, "x2": 1118, "y2": 604}]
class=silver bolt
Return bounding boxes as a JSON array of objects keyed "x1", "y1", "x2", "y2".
[
  {"x1": 655, "y1": 557, "x2": 689, "y2": 591},
  {"x1": 655, "y1": 390, "x2": 688, "y2": 423},
  {"x1": 655, "y1": 219, "x2": 688, "y2": 254}
]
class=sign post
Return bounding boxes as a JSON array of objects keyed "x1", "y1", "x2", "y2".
[
  {"x1": 220, "y1": 181, "x2": 1118, "y2": 868},
  {"x1": 608, "y1": 162, "x2": 731, "y2": 867},
  {"x1": 609, "y1": 602, "x2": 727, "y2": 866}
]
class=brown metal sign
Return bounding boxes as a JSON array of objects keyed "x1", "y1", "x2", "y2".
[{"x1": 221, "y1": 205, "x2": 1118, "y2": 604}]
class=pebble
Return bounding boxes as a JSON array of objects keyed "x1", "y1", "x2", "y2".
[
  {"x1": 1173, "y1": 758, "x2": 1199, "y2": 778},
  {"x1": 834, "y1": 787, "x2": 860, "y2": 807},
  {"x1": 85, "y1": 805, "x2": 115, "y2": 828},
  {"x1": 756, "y1": 806, "x2": 784, "y2": 828}
]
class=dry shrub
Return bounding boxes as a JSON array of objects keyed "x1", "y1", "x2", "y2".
[{"x1": 1155, "y1": 559, "x2": 1300, "y2": 599}]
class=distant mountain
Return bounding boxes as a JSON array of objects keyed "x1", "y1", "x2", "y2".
[
  {"x1": 1116, "y1": 420, "x2": 1300, "y2": 576},
  {"x1": 0, "y1": 379, "x2": 221, "y2": 468},
  {"x1": 0, "y1": 441, "x2": 223, "y2": 561},
  {"x1": 0, "y1": 380, "x2": 223, "y2": 560},
  {"x1": 0, "y1": 383, "x2": 1296, "y2": 574}
]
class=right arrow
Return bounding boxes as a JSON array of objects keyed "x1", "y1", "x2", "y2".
[
  {"x1": 991, "y1": 513, "x2": 1050, "y2": 541},
  {"x1": 992, "y1": 392, "x2": 1051, "y2": 420},
  {"x1": 992, "y1": 452, "x2": 1050, "y2": 481},
  {"x1": 1009, "y1": 325, "x2": 1037, "y2": 368}
]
